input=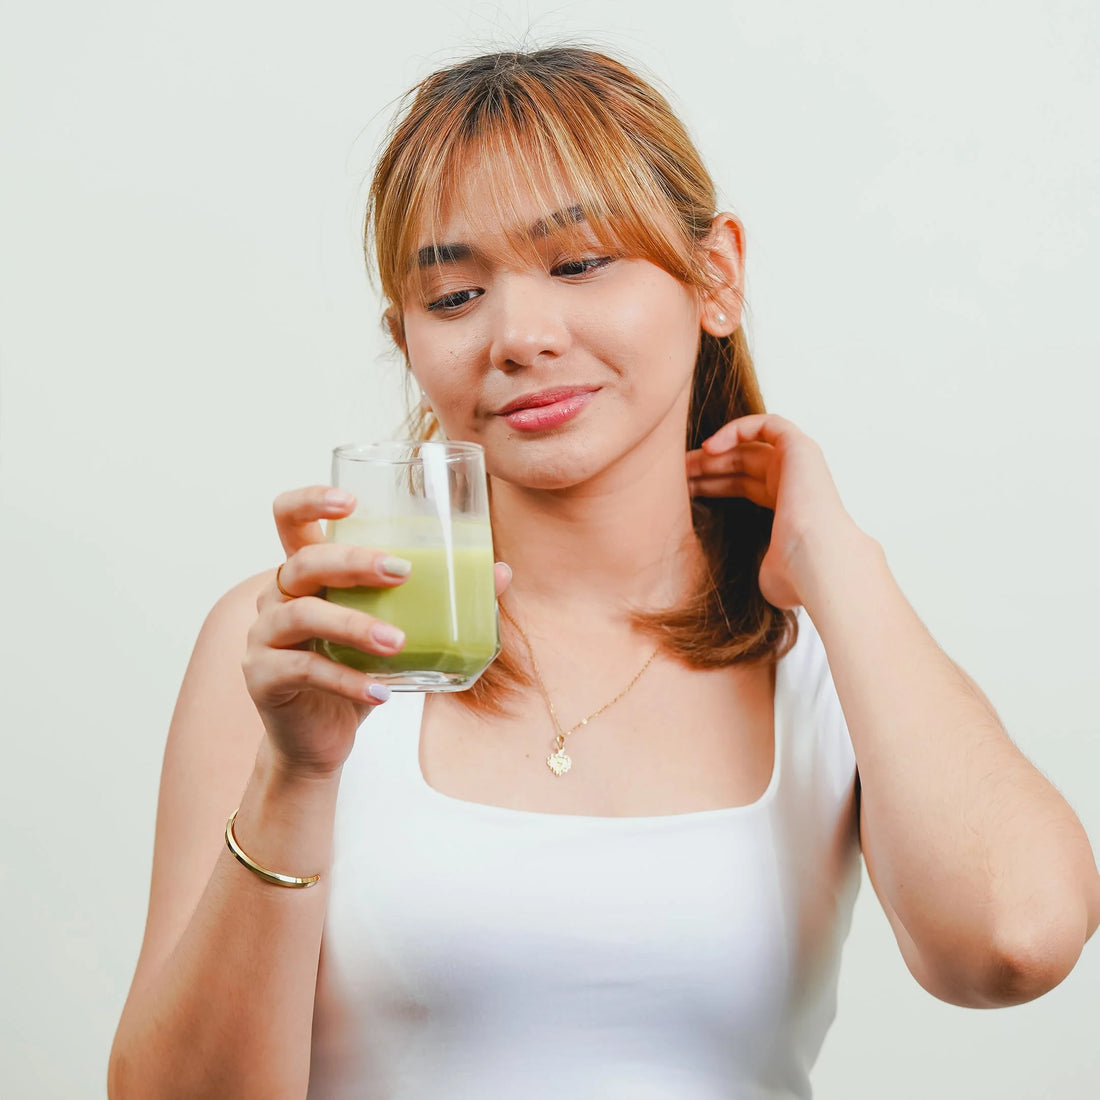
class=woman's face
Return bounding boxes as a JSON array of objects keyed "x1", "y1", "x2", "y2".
[{"x1": 399, "y1": 161, "x2": 710, "y2": 491}]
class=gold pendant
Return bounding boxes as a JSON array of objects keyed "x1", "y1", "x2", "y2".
[{"x1": 546, "y1": 748, "x2": 572, "y2": 776}]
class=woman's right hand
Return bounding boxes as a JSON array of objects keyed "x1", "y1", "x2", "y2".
[{"x1": 242, "y1": 486, "x2": 409, "y2": 778}]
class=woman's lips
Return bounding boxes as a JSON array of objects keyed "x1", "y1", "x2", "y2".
[{"x1": 498, "y1": 388, "x2": 598, "y2": 431}]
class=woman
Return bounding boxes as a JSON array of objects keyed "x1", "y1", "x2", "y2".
[{"x1": 109, "y1": 47, "x2": 1100, "y2": 1098}]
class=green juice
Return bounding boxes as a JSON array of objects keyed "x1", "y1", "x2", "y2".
[{"x1": 316, "y1": 518, "x2": 499, "y2": 685}]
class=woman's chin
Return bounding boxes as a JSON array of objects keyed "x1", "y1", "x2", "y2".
[
  {"x1": 490, "y1": 466, "x2": 595, "y2": 493},
  {"x1": 487, "y1": 443, "x2": 608, "y2": 493}
]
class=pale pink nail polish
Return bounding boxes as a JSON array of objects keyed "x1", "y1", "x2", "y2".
[{"x1": 371, "y1": 623, "x2": 405, "y2": 649}]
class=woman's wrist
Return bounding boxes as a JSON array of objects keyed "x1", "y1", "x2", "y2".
[
  {"x1": 260, "y1": 732, "x2": 348, "y2": 788},
  {"x1": 789, "y1": 521, "x2": 884, "y2": 619},
  {"x1": 228, "y1": 740, "x2": 344, "y2": 887}
]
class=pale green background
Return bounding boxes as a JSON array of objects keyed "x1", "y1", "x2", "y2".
[{"x1": 2, "y1": 1, "x2": 1098, "y2": 1096}]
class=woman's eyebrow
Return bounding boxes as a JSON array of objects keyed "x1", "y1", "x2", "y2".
[
  {"x1": 529, "y1": 204, "x2": 587, "y2": 239},
  {"x1": 416, "y1": 243, "x2": 474, "y2": 269},
  {"x1": 414, "y1": 205, "x2": 589, "y2": 271}
]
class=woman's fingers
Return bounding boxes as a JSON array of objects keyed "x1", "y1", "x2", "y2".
[
  {"x1": 689, "y1": 473, "x2": 774, "y2": 508},
  {"x1": 701, "y1": 413, "x2": 799, "y2": 455},
  {"x1": 494, "y1": 561, "x2": 513, "y2": 598},
  {"x1": 273, "y1": 486, "x2": 356, "y2": 556},
  {"x1": 686, "y1": 441, "x2": 772, "y2": 482},
  {"x1": 271, "y1": 542, "x2": 412, "y2": 601},
  {"x1": 245, "y1": 645, "x2": 389, "y2": 709},
  {"x1": 251, "y1": 595, "x2": 406, "y2": 655}
]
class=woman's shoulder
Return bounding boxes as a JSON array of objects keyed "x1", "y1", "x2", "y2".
[
  {"x1": 202, "y1": 570, "x2": 276, "y2": 636},
  {"x1": 172, "y1": 569, "x2": 275, "y2": 763},
  {"x1": 131, "y1": 571, "x2": 275, "y2": 996},
  {"x1": 174, "y1": 571, "x2": 276, "y2": 732},
  {"x1": 156, "y1": 570, "x2": 276, "y2": 838}
]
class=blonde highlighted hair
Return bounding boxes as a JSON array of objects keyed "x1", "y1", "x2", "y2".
[{"x1": 366, "y1": 46, "x2": 796, "y2": 710}]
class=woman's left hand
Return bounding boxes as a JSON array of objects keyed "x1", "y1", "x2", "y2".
[{"x1": 686, "y1": 414, "x2": 869, "y2": 610}]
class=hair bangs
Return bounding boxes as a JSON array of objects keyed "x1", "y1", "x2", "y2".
[{"x1": 377, "y1": 66, "x2": 712, "y2": 319}]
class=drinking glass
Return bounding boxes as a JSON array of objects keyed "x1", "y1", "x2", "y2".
[{"x1": 315, "y1": 441, "x2": 500, "y2": 691}]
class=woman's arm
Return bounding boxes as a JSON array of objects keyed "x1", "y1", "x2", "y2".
[
  {"x1": 108, "y1": 576, "x2": 343, "y2": 1099},
  {"x1": 799, "y1": 529, "x2": 1100, "y2": 1007},
  {"x1": 689, "y1": 414, "x2": 1100, "y2": 1008},
  {"x1": 109, "y1": 486, "x2": 422, "y2": 1098}
]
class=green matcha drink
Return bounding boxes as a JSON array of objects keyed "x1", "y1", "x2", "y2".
[{"x1": 316, "y1": 513, "x2": 500, "y2": 689}]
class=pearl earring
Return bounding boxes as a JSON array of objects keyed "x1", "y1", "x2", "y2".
[{"x1": 716, "y1": 312, "x2": 727, "y2": 324}]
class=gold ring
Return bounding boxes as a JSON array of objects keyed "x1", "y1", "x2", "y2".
[{"x1": 275, "y1": 562, "x2": 296, "y2": 600}]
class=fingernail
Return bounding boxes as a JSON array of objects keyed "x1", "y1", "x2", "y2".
[
  {"x1": 371, "y1": 622, "x2": 405, "y2": 649},
  {"x1": 367, "y1": 683, "x2": 391, "y2": 703},
  {"x1": 324, "y1": 489, "x2": 354, "y2": 511},
  {"x1": 495, "y1": 561, "x2": 512, "y2": 582},
  {"x1": 380, "y1": 555, "x2": 412, "y2": 577}
]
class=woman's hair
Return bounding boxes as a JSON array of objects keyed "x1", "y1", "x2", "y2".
[{"x1": 366, "y1": 45, "x2": 797, "y2": 711}]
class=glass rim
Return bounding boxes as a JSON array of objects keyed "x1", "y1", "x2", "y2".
[{"x1": 333, "y1": 440, "x2": 484, "y2": 465}]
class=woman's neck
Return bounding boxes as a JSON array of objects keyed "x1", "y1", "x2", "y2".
[{"x1": 489, "y1": 445, "x2": 704, "y2": 628}]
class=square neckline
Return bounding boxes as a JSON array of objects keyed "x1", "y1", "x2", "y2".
[{"x1": 407, "y1": 619, "x2": 794, "y2": 823}]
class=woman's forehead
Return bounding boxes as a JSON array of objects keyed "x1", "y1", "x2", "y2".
[
  {"x1": 396, "y1": 140, "x2": 698, "y2": 290},
  {"x1": 417, "y1": 203, "x2": 594, "y2": 261},
  {"x1": 414, "y1": 150, "x2": 589, "y2": 252}
]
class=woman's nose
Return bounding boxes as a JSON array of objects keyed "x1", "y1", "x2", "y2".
[{"x1": 486, "y1": 276, "x2": 571, "y2": 372}]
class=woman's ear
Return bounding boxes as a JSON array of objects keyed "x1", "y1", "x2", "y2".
[
  {"x1": 699, "y1": 213, "x2": 745, "y2": 338},
  {"x1": 384, "y1": 306, "x2": 407, "y2": 355}
]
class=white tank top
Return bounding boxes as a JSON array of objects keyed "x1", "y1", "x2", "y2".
[{"x1": 309, "y1": 608, "x2": 861, "y2": 1099}]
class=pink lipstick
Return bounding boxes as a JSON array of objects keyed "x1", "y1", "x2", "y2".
[{"x1": 497, "y1": 386, "x2": 599, "y2": 431}]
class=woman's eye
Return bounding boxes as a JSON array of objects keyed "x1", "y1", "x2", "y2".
[
  {"x1": 426, "y1": 288, "x2": 483, "y2": 312},
  {"x1": 552, "y1": 256, "x2": 613, "y2": 277}
]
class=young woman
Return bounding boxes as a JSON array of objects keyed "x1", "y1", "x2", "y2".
[{"x1": 109, "y1": 47, "x2": 1100, "y2": 1099}]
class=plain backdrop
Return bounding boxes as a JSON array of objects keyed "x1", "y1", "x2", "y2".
[{"x1": 2, "y1": 1, "x2": 1098, "y2": 1097}]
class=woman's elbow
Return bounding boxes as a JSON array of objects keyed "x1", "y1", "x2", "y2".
[
  {"x1": 946, "y1": 894, "x2": 1090, "y2": 1008},
  {"x1": 911, "y1": 896, "x2": 1091, "y2": 1008},
  {"x1": 978, "y1": 911, "x2": 1087, "y2": 1006}
]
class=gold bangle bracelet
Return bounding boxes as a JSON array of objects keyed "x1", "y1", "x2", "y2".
[{"x1": 224, "y1": 809, "x2": 321, "y2": 889}]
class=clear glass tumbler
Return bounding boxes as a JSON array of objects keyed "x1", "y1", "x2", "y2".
[{"x1": 315, "y1": 441, "x2": 500, "y2": 691}]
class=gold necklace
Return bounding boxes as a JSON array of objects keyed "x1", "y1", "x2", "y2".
[{"x1": 499, "y1": 601, "x2": 659, "y2": 777}]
